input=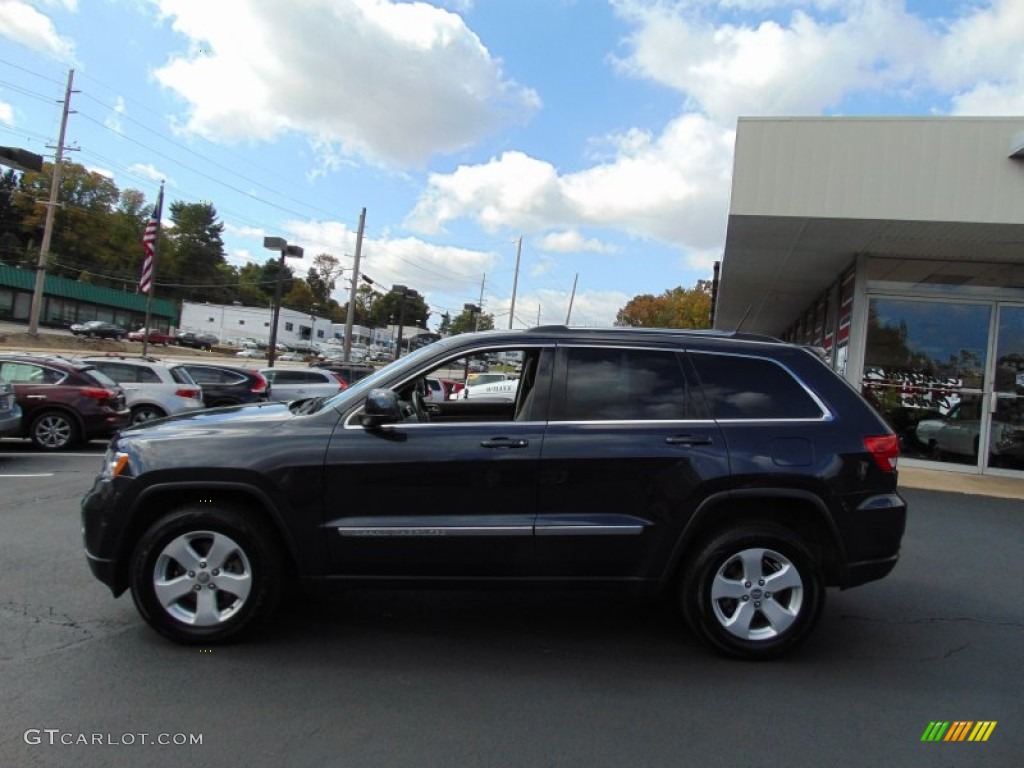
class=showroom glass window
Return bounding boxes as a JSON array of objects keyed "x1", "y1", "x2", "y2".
[{"x1": 862, "y1": 298, "x2": 991, "y2": 464}]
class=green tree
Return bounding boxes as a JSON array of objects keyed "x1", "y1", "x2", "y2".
[
  {"x1": 438, "y1": 312, "x2": 452, "y2": 336},
  {"x1": 15, "y1": 162, "x2": 121, "y2": 281},
  {"x1": 162, "y1": 202, "x2": 229, "y2": 301},
  {"x1": 306, "y1": 253, "x2": 344, "y2": 306},
  {"x1": 450, "y1": 307, "x2": 495, "y2": 334},
  {"x1": 615, "y1": 281, "x2": 713, "y2": 329},
  {"x1": 368, "y1": 289, "x2": 429, "y2": 329}
]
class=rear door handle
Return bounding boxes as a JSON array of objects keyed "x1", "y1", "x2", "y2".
[
  {"x1": 481, "y1": 437, "x2": 529, "y2": 449},
  {"x1": 665, "y1": 435, "x2": 713, "y2": 447}
]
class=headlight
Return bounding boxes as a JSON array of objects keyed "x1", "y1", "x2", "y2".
[{"x1": 101, "y1": 448, "x2": 132, "y2": 479}]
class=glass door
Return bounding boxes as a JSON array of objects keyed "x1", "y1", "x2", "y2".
[
  {"x1": 986, "y1": 305, "x2": 1024, "y2": 472},
  {"x1": 862, "y1": 297, "x2": 992, "y2": 470}
]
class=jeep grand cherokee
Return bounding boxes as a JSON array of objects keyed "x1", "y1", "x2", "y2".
[{"x1": 81, "y1": 326, "x2": 906, "y2": 659}]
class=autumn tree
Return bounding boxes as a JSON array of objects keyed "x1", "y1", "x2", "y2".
[
  {"x1": 306, "y1": 253, "x2": 344, "y2": 307},
  {"x1": 615, "y1": 281, "x2": 713, "y2": 329}
]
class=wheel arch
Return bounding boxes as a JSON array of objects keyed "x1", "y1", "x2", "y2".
[
  {"x1": 665, "y1": 488, "x2": 849, "y2": 589},
  {"x1": 111, "y1": 481, "x2": 300, "y2": 596}
]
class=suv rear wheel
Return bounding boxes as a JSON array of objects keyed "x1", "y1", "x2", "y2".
[
  {"x1": 131, "y1": 405, "x2": 166, "y2": 424},
  {"x1": 681, "y1": 524, "x2": 824, "y2": 659},
  {"x1": 129, "y1": 504, "x2": 283, "y2": 644}
]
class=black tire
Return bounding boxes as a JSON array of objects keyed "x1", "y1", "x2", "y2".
[
  {"x1": 131, "y1": 405, "x2": 167, "y2": 424},
  {"x1": 29, "y1": 410, "x2": 80, "y2": 450},
  {"x1": 680, "y1": 524, "x2": 824, "y2": 660},
  {"x1": 129, "y1": 504, "x2": 284, "y2": 644}
]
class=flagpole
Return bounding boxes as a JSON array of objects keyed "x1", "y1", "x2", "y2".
[{"x1": 141, "y1": 181, "x2": 164, "y2": 357}]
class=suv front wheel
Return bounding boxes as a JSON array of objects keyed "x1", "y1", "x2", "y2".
[
  {"x1": 681, "y1": 524, "x2": 824, "y2": 660},
  {"x1": 129, "y1": 504, "x2": 283, "y2": 644}
]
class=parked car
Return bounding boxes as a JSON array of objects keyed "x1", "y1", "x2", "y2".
[
  {"x1": 915, "y1": 400, "x2": 1024, "y2": 465},
  {"x1": 424, "y1": 376, "x2": 465, "y2": 402},
  {"x1": 236, "y1": 348, "x2": 265, "y2": 359},
  {"x1": 0, "y1": 352, "x2": 130, "y2": 449},
  {"x1": 457, "y1": 376, "x2": 519, "y2": 401},
  {"x1": 81, "y1": 326, "x2": 905, "y2": 658},
  {"x1": 176, "y1": 331, "x2": 219, "y2": 350},
  {"x1": 127, "y1": 328, "x2": 176, "y2": 345},
  {"x1": 70, "y1": 320, "x2": 127, "y2": 340},
  {"x1": 309, "y1": 360, "x2": 376, "y2": 386},
  {"x1": 179, "y1": 364, "x2": 269, "y2": 408},
  {"x1": 80, "y1": 356, "x2": 204, "y2": 424},
  {"x1": 0, "y1": 381, "x2": 22, "y2": 437},
  {"x1": 259, "y1": 367, "x2": 347, "y2": 402}
]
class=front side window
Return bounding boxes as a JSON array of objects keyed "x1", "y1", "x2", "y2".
[
  {"x1": 689, "y1": 352, "x2": 824, "y2": 420},
  {"x1": 558, "y1": 347, "x2": 700, "y2": 422}
]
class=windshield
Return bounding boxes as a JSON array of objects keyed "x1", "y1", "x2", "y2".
[{"x1": 316, "y1": 337, "x2": 466, "y2": 410}]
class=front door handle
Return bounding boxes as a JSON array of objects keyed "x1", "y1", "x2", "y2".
[
  {"x1": 665, "y1": 435, "x2": 713, "y2": 447},
  {"x1": 481, "y1": 437, "x2": 529, "y2": 449}
]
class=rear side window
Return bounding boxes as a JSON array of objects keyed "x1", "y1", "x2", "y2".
[
  {"x1": 559, "y1": 347, "x2": 705, "y2": 421},
  {"x1": 188, "y1": 367, "x2": 244, "y2": 385},
  {"x1": 689, "y1": 352, "x2": 825, "y2": 420},
  {"x1": 170, "y1": 367, "x2": 197, "y2": 385}
]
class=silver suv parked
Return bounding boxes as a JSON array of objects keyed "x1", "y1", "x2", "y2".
[{"x1": 80, "y1": 356, "x2": 204, "y2": 424}]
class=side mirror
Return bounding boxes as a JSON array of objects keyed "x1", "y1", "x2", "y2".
[{"x1": 359, "y1": 388, "x2": 401, "y2": 428}]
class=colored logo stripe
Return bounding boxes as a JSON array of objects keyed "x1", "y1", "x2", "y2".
[{"x1": 921, "y1": 721, "x2": 996, "y2": 742}]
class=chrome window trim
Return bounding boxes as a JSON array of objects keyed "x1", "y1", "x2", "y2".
[{"x1": 342, "y1": 419, "x2": 546, "y2": 430}]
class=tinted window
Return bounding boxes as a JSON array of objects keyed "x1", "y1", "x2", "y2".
[
  {"x1": 560, "y1": 347, "x2": 700, "y2": 421},
  {"x1": 689, "y1": 352, "x2": 824, "y2": 420},
  {"x1": 188, "y1": 367, "x2": 244, "y2": 385}
]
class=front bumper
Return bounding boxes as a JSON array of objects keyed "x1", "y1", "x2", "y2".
[{"x1": 81, "y1": 474, "x2": 134, "y2": 596}]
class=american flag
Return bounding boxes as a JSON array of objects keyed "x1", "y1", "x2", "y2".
[{"x1": 139, "y1": 184, "x2": 163, "y2": 295}]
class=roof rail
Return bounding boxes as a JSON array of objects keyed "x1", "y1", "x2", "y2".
[{"x1": 523, "y1": 325, "x2": 780, "y2": 343}]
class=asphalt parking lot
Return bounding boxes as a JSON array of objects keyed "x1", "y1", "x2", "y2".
[{"x1": 0, "y1": 444, "x2": 1020, "y2": 767}]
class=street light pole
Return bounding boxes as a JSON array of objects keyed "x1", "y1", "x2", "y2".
[{"x1": 263, "y1": 236, "x2": 304, "y2": 368}]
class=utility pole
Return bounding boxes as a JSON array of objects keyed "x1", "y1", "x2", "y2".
[
  {"x1": 508, "y1": 236, "x2": 521, "y2": 329},
  {"x1": 565, "y1": 273, "x2": 578, "y2": 324},
  {"x1": 28, "y1": 69, "x2": 77, "y2": 336},
  {"x1": 343, "y1": 207, "x2": 366, "y2": 363},
  {"x1": 475, "y1": 273, "x2": 485, "y2": 331}
]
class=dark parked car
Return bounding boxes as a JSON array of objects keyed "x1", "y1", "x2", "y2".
[
  {"x1": 81, "y1": 326, "x2": 906, "y2": 659},
  {"x1": 1, "y1": 352, "x2": 130, "y2": 449},
  {"x1": 70, "y1": 320, "x2": 127, "y2": 340},
  {"x1": 176, "y1": 332, "x2": 219, "y2": 350},
  {"x1": 180, "y1": 364, "x2": 269, "y2": 407}
]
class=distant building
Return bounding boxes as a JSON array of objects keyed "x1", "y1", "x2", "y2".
[{"x1": 179, "y1": 301, "x2": 331, "y2": 347}]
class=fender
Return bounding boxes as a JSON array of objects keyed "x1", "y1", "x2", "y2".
[
  {"x1": 128, "y1": 479, "x2": 314, "y2": 577},
  {"x1": 661, "y1": 486, "x2": 849, "y2": 584}
]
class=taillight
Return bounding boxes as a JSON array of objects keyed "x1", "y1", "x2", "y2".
[
  {"x1": 249, "y1": 373, "x2": 268, "y2": 394},
  {"x1": 864, "y1": 434, "x2": 899, "y2": 471},
  {"x1": 330, "y1": 373, "x2": 348, "y2": 391},
  {"x1": 81, "y1": 387, "x2": 116, "y2": 401},
  {"x1": 175, "y1": 388, "x2": 201, "y2": 399}
]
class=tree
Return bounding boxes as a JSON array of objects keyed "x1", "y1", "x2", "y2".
[
  {"x1": 438, "y1": 312, "x2": 452, "y2": 336},
  {"x1": 164, "y1": 202, "x2": 229, "y2": 302},
  {"x1": 15, "y1": 162, "x2": 121, "y2": 280},
  {"x1": 368, "y1": 289, "x2": 429, "y2": 329},
  {"x1": 450, "y1": 307, "x2": 495, "y2": 335},
  {"x1": 306, "y1": 253, "x2": 344, "y2": 306},
  {"x1": 615, "y1": 281, "x2": 713, "y2": 329}
]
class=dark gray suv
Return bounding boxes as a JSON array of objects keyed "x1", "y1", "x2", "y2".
[{"x1": 82, "y1": 326, "x2": 906, "y2": 658}]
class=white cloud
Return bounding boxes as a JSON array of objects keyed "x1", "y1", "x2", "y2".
[
  {"x1": 0, "y1": 100, "x2": 12, "y2": 122},
  {"x1": 223, "y1": 222, "x2": 266, "y2": 240},
  {"x1": 0, "y1": 0, "x2": 76, "y2": 60},
  {"x1": 537, "y1": 230, "x2": 618, "y2": 254},
  {"x1": 104, "y1": 95, "x2": 125, "y2": 133},
  {"x1": 279, "y1": 218, "x2": 500, "y2": 304},
  {"x1": 408, "y1": 114, "x2": 733, "y2": 251},
  {"x1": 86, "y1": 165, "x2": 114, "y2": 178},
  {"x1": 610, "y1": 0, "x2": 934, "y2": 123},
  {"x1": 153, "y1": 0, "x2": 539, "y2": 167},
  {"x1": 128, "y1": 162, "x2": 170, "y2": 184}
]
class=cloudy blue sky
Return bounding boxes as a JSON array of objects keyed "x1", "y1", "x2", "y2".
[{"x1": 1, "y1": 0, "x2": 1022, "y2": 329}]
